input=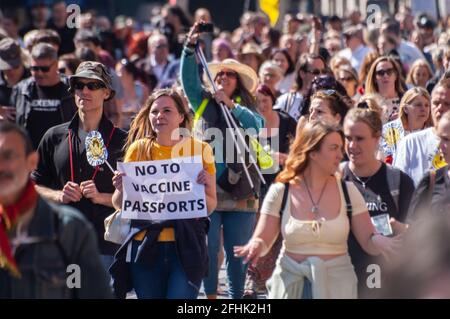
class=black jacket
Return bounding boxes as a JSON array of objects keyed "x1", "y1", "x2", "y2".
[
  {"x1": 32, "y1": 112, "x2": 127, "y2": 255},
  {"x1": 110, "y1": 217, "x2": 209, "y2": 299},
  {"x1": 0, "y1": 196, "x2": 113, "y2": 299}
]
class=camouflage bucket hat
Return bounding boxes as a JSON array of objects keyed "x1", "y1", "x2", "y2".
[{"x1": 69, "y1": 61, "x2": 115, "y2": 100}]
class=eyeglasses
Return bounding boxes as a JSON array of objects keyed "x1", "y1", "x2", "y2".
[
  {"x1": 74, "y1": 81, "x2": 106, "y2": 91},
  {"x1": 58, "y1": 67, "x2": 66, "y2": 74},
  {"x1": 30, "y1": 64, "x2": 54, "y2": 73},
  {"x1": 216, "y1": 71, "x2": 238, "y2": 78},
  {"x1": 375, "y1": 68, "x2": 395, "y2": 77},
  {"x1": 307, "y1": 68, "x2": 326, "y2": 76}
]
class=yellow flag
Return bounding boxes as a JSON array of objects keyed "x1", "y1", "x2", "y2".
[{"x1": 259, "y1": 0, "x2": 280, "y2": 27}]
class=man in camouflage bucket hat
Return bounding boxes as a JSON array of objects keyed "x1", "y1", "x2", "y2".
[
  {"x1": 69, "y1": 61, "x2": 116, "y2": 100},
  {"x1": 32, "y1": 60, "x2": 127, "y2": 273}
]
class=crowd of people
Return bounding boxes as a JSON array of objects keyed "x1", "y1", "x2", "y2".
[{"x1": 1, "y1": 1, "x2": 450, "y2": 299}]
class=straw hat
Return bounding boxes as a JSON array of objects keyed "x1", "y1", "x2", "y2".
[{"x1": 204, "y1": 58, "x2": 259, "y2": 93}]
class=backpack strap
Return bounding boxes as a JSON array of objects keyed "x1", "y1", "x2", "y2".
[
  {"x1": 279, "y1": 182, "x2": 290, "y2": 220},
  {"x1": 385, "y1": 164, "x2": 401, "y2": 213},
  {"x1": 340, "y1": 179, "x2": 353, "y2": 222}
]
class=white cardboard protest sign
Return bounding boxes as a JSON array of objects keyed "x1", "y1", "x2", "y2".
[{"x1": 118, "y1": 155, "x2": 207, "y2": 220}]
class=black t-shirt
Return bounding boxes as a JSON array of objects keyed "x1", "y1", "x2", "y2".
[
  {"x1": 342, "y1": 162, "x2": 415, "y2": 297},
  {"x1": 260, "y1": 111, "x2": 297, "y2": 194},
  {"x1": 408, "y1": 166, "x2": 450, "y2": 220},
  {"x1": 31, "y1": 113, "x2": 127, "y2": 255},
  {"x1": 27, "y1": 82, "x2": 67, "y2": 149}
]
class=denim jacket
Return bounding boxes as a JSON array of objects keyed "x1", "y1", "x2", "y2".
[{"x1": 0, "y1": 196, "x2": 113, "y2": 299}]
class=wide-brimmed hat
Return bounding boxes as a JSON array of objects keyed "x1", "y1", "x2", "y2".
[
  {"x1": 69, "y1": 61, "x2": 115, "y2": 100},
  {"x1": 204, "y1": 58, "x2": 258, "y2": 93},
  {"x1": 0, "y1": 38, "x2": 21, "y2": 70}
]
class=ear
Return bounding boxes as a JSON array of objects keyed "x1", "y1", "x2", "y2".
[
  {"x1": 178, "y1": 112, "x2": 185, "y2": 126},
  {"x1": 335, "y1": 113, "x2": 342, "y2": 124},
  {"x1": 103, "y1": 88, "x2": 111, "y2": 101},
  {"x1": 27, "y1": 151, "x2": 39, "y2": 172}
]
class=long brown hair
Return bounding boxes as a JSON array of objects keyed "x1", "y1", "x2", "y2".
[
  {"x1": 124, "y1": 88, "x2": 192, "y2": 152},
  {"x1": 365, "y1": 56, "x2": 406, "y2": 96},
  {"x1": 276, "y1": 120, "x2": 344, "y2": 183}
]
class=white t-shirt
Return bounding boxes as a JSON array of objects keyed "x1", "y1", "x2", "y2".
[{"x1": 392, "y1": 127, "x2": 447, "y2": 186}]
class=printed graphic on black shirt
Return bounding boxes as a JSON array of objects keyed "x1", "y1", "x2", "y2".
[{"x1": 27, "y1": 82, "x2": 66, "y2": 149}]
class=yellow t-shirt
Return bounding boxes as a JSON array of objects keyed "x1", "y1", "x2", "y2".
[{"x1": 125, "y1": 137, "x2": 216, "y2": 241}]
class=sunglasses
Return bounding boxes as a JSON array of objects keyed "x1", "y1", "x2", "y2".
[
  {"x1": 74, "y1": 81, "x2": 106, "y2": 91},
  {"x1": 58, "y1": 67, "x2": 67, "y2": 74},
  {"x1": 30, "y1": 65, "x2": 53, "y2": 73},
  {"x1": 375, "y1": 68, "x2": 395, "y2": 77},
  {"x1": 322, "y1": 89, "x2": 339, "y2": 96},
  {"x1": 216, "y1": 71, "x2": 238, "y2": 78},
  {"x1": 357, "y1": 101, "x2": 369, "y2": 109},
  {"x1": 307, "y1": 68, "x2": 326, "y2": 76}
]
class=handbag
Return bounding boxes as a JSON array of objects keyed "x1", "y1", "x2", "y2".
[{"x1": 104, "y1": 210, "x2": 131, "y2": 244}]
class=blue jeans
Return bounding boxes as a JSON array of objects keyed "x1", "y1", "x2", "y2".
[
  {"x1": 203, "y1": 211, "x2": 256, "y2": 299},
  {"x1": 130, "y1": 241, "x2": 200, "y2": 299}
]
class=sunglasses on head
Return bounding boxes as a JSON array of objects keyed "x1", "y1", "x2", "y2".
[
  {"x1": 322, "y1": 89, "x2": 338, "y2": 96},
  {"x1": 74, "y1": 81, "x2": 106, "y2": 91},
  {"x1": 375, "y1": 68, "x2": 395, "y2": 77},
  {"x1": 30, "y1": 65, "x2": 53, "y2": 73},
  {"x1": 216, "y1": 71, "x2": 238, "y2": 78},
  {"x1": 357, "y1": 101, "x2": 369, "y2": 109}
]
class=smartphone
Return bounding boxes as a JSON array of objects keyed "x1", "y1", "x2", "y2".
[
  {"x1": 198, "y1": 23, "x2": 214, "y2": 33},
  {"x1": 371, "y1": 214, "x2": 394, "y2": 237}
]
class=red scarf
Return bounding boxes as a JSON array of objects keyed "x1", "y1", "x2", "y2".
[{"x1": 0, "y1": 180, "x2": 38, "y2": 277}]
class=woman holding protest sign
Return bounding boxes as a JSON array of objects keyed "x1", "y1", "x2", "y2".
[
  {"x1": 181, "y1": 22, "x2": 264, "y2": 299},
  {"x1": 109, "y1": 88, "x2": 217, "y2": 299}
]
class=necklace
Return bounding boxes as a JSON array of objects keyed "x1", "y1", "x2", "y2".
[
  {"x1": 302, "y1": 174, "x2": 328, "y2": 214},
  {"x1": 349, "y1": 168, "x2": 373, "y2": 189}
]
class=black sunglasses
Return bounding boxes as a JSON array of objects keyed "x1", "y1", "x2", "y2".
[
  {"x1": 58, "y1": 67, "x2": 66, "y2": 74},
  {"x1": 216, "y1": 71, "x2": 238, "y2": 78},
  {"x1": 357, "y1": 101, "x2": 369, "y2": 109},
  {"x1": 74, "y1": 81, "x2": 106, "y2": 91},
  {"x1": 307, "y1": 68, "x2": 326, "y2": 76},
  {"x1": 375, "y1": 68, "x2": 395, "y2": 77},
  {"x1": 30, "y1": 65, "x2": 53, "y2": 72}
]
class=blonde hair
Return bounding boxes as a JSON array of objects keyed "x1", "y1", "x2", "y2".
[
  {"x1": 344, "y1": 108, "x2": 383, "y2": 138},
  {"x1": 329, "y1": 55, "x2": 351, "y2": 75},
  {"x1": 124, "y1": 88, "x2": 192, "y2": 152},
  {"x1": 397, "y1": 87, "x2": 432, "y2": 129},
  {"x1": 365, "y1": 56, "x2": 405, "y2": 96},
  {"x1": 406, "y1": 59, "x2": 433, "y2": 86},
  {"x1": 276, "y1": 120, "x2": 344, "y2": 183}
]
